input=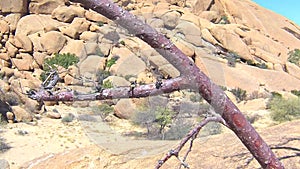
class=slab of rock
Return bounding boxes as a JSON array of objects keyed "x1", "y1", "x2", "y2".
[
  {"x1": 0, "y1": 159, "x2": 9, "y2": 169},
  {"x1": 114, "y1": 98, "x2": 136, "y2": 119},
  {"x1": 175, "y1": 20, "x2": 202, "y2": 47},
  {"x1": 51, "y1": 5, "x2": 85, "y2": 23},
  {"x1": 12, "y1": 53, "x2": 34, "y2": 71},
  {"x1": 5, "y1": 41, "x2": 18, "y2": 58},
  {"x1": 4, "y1": 13, "x2": 22, "y2": 32},
  {"x1": 13, "y1": 33, "x2": 33, "y2": 52},
  {"x1": 16, "y1": 14, "x2": 66, "y2": 36},
  {"x1": 40, "y1": 31, "x2": 66, "y2": 54},
  {"x1": 60, "y1": 39, "x2": 86, "y2": 59},
  {"x1": 29, "y1": 0, "x2": 66, "y2": 14},
  {"x1": 79, "y1": 55, "x2": 106, "y2": 78},
  {"x1": 11, "y1": 106, "x2": 33, "y2": 122},
  {"x1": 161, "y1": 10, "x2": 181, "y2": 30},
  {"x1": 103, "y1": 76, "x2": 130, "y2": 87},
  {"x1": 0, "y1": 20, "x2": 10, "y2": 34},
  {"x1": 0, "y1": 0, "x2": 28, "y2": 13}
]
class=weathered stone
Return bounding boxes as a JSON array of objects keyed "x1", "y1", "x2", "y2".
[
  {"x1": 85, "y1": 9, "x2": 110, "y2": 23},
  {"x1": 84, "y1": 42, "x2": 100, "y2": 56},
  {"x1": 40, "y1": 31, "x2": 66, "y2": 54},
  {"x1": 28, "y1": 32, "x2": 44, "y2": 52},
  {"x1": 46, "y1": 110, "x2": 61, "y2": 119},
  {"x1": 11, "y1": 106, "x2": 33, "y2": 122},
  {"x1": 13, "y1": 34, "x2": 33, "y2": 52},
  {"x1": 114, "y1": 99, "x2": 136, "y2": 119},
  {"x1": 199, "y1": 11, "x2": 219, "y2": 22},
  {"x1": 161, "y1": 11, "x2": 181, "y2": 30},
  {"x1": 29, "y1": 0, "x2": 66, "y2": 14},
  {"x1": 5, "y1": 41, "x2": 18, "y2": 58},
  {"x1": 209, "y1": 25, "x2": 253, "y2": 61},
  {"x1": 0, "y1": 20, "x2": 9, "y2": 34},
  {"x1": 59, "y1": 26, "x2": 79, "y2": 39},
  {"x1": 173, "y1": 38, "x2": 195, "y2": 57},
  {"x1": 79, "y1": 55, "x2": 106, "y2": 78},
  {"x1": 4, "y1": 13, "x2": 22, "y2": 32},
  {"x1": 6, "y1": 111, "x2": 15, "y2": 121},
  {"x1": 103, "y1": 76, "x2": 130, "y2": 87},
  {"x1": 286, "y1": 62, "x2": 300, "y2": 80},
  {"x1": 201, "y1": 28, "x2": 219, "y2": 45},
  {"x1": 0, "y1": 0, "x2": 28, "y2": 13},
  {"x1": 59, "y1": 39, "x2": 86, "y2": 59},
  {"x1": 159, "y1": 64, "x2": 180, "y2": 78},
  {"x1": 0, "y1": 159, "x2": 10, "y2": 169},
  {"x1": 80, "y1": 31, "x2": 99, "y2": 42},
  {"x1": 51, "y1": 5, "x2": 85, "y2": 23},
  {"x1": 110, "y1": 48, "x2": 146, "y2": 77},
  {"x1": 175, "y1": 20, "x2": 202, "y2": 46},
  {"x1": 0, "y1": 53, "x2": 10, "y2": 61},
  {"x1": 16, "y1": 14, "x2": 66, "y2": 36},
  {"x1": 33, "y1": 52, "x2": 47, "y2": 66},
  {"x1": 12, "y1": 53, "x2": 34, "y2": 71}
]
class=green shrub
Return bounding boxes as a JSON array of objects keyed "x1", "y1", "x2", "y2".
[
  {"x1": 102, "y1": 80, "x2": 113, "y2": 89},
  {"x1": 61, "y1": 113, "x2": 75, "y2": 123},
  {"x1": 105, "y1": 55, "x2": 119, "y2": 70},
  {"x1": 199, "y1": 121, "x2": 222, "y2": 137},
  {"x1": 230, "y1": 87, "x2": 247, "y2": 102},
  {"x1": 164, "y1": 120, "x2": 193, "y2": 140},
  {"x1": 92, "y1": 104, "x2": 114, "y2": 120},
  {"x1": 0, "y1": 137, "x2": 11, "y2": 153},
  {"x1": 220, "y1": 15, "x2": 230, "y2": 24},
  {"x1": 189, "y1": 93, "x2": 202, "y2": 102},
  {"x1": 288, "y1": 49, "x2": 300, "y2": 66},
  {"x1": 291, "y1": 90, "x2": 300, "y2": 97},
  {"x1": 132, "y1": 106, "x2": 176, "y2": 140},
  {"x1": 268, "y1": 96, "x2": 300, "y2": 122},
  {"x1": 96, "y1": 69, "x2": 111, "y2": 85},
  {"x1": 41, "y1": 53, "x2": 79, "y2": 81}
]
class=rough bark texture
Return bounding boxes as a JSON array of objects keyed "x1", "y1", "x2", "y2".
[{"x1": 50, "y1": 0, "x2": 283, "y2": 168}]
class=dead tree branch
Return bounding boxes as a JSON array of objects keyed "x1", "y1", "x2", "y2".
[
  {"x1": 155, "y1": 116, "x2": 227, "y2": 169},
  {"x1": 28, "y1": 76, "x2": 189, "y2": 101},
  {"x1": 23, "y1": 0, "x2": 285, "y2": 168},
  {"x1": 68, "y1": 0, "x2": 284, "y2": 168}
]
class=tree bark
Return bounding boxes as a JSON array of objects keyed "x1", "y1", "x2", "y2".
[{"x1": 61, "y1": 0, "x2": 283, "y2": 168}]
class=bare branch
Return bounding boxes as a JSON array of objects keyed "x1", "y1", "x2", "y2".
[
  {"x1": 155, "y1": 116, "x2": 226, "y2": 169},
  {"x1": 28, "y1": 77, "x2": 189, "y2": 102}
]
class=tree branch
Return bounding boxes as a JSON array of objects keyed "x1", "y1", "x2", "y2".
[
  {"x1": 68, "y1": 0, "x2": 284, "y2": 168},
  {"x1": 28, "y1": 77, "x2": 189, "y2": 101},
  {"x1": 155, "y1": 116, "x2": 227, "y2": 169}
]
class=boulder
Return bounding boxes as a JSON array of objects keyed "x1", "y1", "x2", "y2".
[
  {"x1": 0, "y1": 20, "x2": 9, "y2": 34},
  {"x1": 85, "y1": 9, "x2": 110, "y2": 23},
  {"x1": 80, "y1": 31, "x2": 99, "y2": 42},
  {"x1": 59, "y1": 39, "x2": 87, "y2": 59},
  {"x1": 32, "y1": 52, "x2": 47, "y2": 66},
  {"x1": 11, "y1": 106, "x2": 33, "y2": 122},
  {"x1": 5, "y1": 41, "x2": 18, "y2": 58},
  {"x1": 59, "y1": 26, "x2": 79, "y2": 39},
  {"x1": 29, "y1": 0, "x2": 66, "y2": 14},
  {"x1": 13, "y1": 33, "x2": 33, "y2": 52},
  {"x1": 103, "y1": 76, "x2": 130, "y2": 87},
  {"x1": 161, "y1": 10, "x2": 181, "y2": 30},
  {"x1": 46, "y1": 110, "x2": 61, "y2": 119},
  {"x1": 11, "y1": 53, "x2": 34, "y2": 71},
  {"x1": 84, "y1": 42, "x2": 100, "y2": 56},
  {"x1": 286, "y1": 62, "x2": 300, "y2": 80},
  {"x1": 0, "y1": 159, "x2": 9, "y2": 169},
  {"x1": 51, "y1": 5, "x2": 85, "y2": 23},
  {"x1": 0, "y1": 0, "x2": 28, "y2": 13},
  {"x1": 114, "y1": 99, "x2": 136, "y2": 119},
  {"x1": 4, "y1": 13, "x2": 22, "y2": 32},
  {"x1": 15, "y1": 14, "x2": 66, "y2": 36},
  {"x1": 159, "y1": 64, "x2": 180, "y2": 78},
  {"x1": 40, "y1": 31, "x2": 66, "y2": 54},
  {"x1": 175, "y1": 20, "x2": 202, "y2": 47},
  {"x1": 79, "y1": 55, "x2": 106, "y2": 78}
]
